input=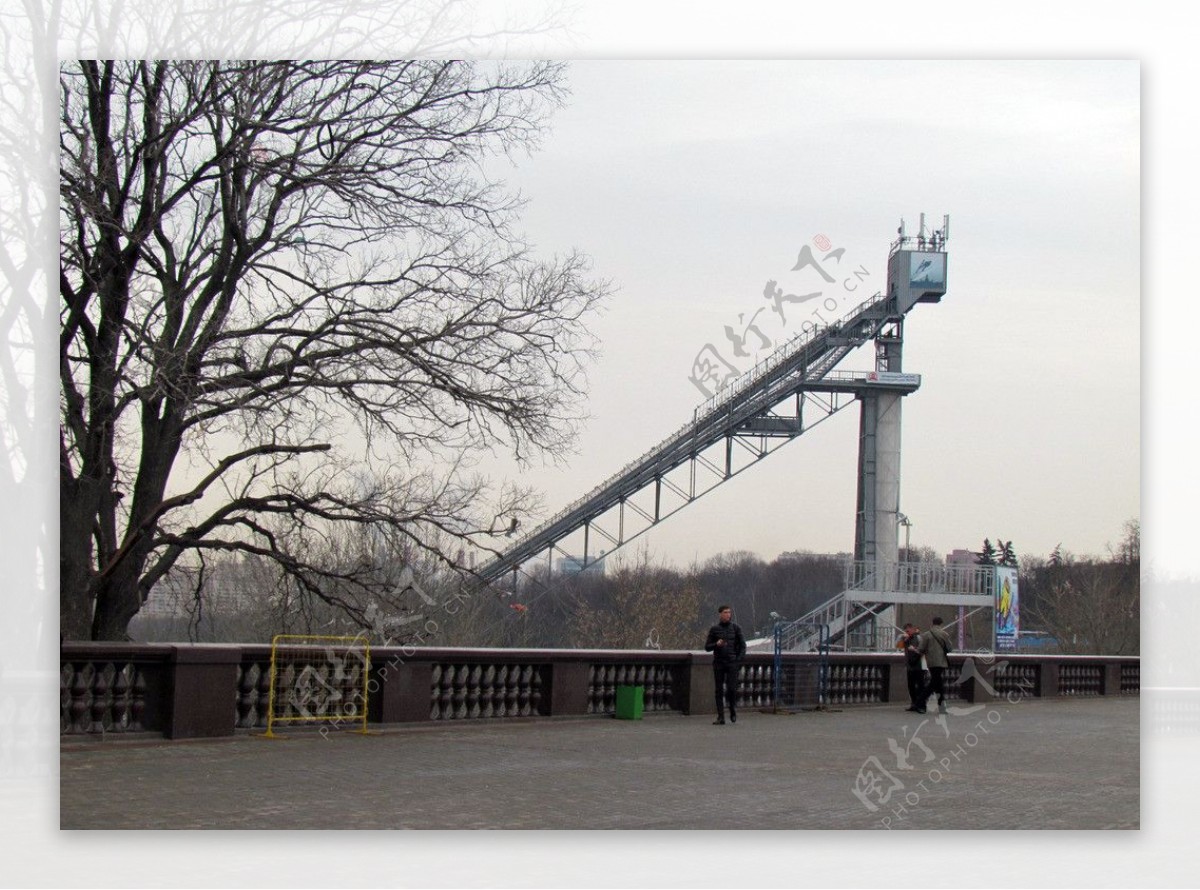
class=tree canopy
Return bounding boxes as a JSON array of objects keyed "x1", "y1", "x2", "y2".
[{"x1": 59, "y1": 60, "x2": 607, "y2": 640}]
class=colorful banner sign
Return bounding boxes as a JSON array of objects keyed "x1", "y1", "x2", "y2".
[{"x1": 995, "y1": 566, "x2": 1019, "y2": 650}]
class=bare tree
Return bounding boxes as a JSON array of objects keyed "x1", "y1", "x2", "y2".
[
  {"x1": 567, "y1": 551, "x2": 707, "y2": 650},
  {"x1": 1023, "y1": 521, "x2": 1140, "y2": 655},
  {"x1": 59, "y1": 60, "x2": 607, "y2": 640},
  {"x1": 905, "y1": 544, "x2": 942, "y2": 565},
  {"x1": 1112, "y1": 519, "x2": 1140, "y2": 565},
  {"x1": 1023, "y1": 561, "x2": 1139, "y2": 655}
]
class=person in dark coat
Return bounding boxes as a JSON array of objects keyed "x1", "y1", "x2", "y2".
[
  {"x1": 897, "y1": 622, "x2": 927, "y2": 712},
  {"x1": 704, "y1": 605, "x2": 747, "y2": 725}
]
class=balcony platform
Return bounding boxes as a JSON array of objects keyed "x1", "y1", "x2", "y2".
[{"x1": 843, "y1": 589, "x2": 995, "y2": 606}]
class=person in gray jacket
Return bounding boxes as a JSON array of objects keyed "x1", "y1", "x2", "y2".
[{"x1": 918, "y1": 616, "x2": 954, "y2": 714}]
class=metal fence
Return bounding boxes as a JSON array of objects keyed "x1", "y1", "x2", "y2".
[{"x1": 773, "y1": 620, "x2": 830, "y2": 710}]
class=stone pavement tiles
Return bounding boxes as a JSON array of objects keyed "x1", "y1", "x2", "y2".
[{"x1": 60, "y1": 696, "x2": 1138, "y2": 829}]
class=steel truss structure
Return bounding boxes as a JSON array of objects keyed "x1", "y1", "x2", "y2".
[{"x1": 474, "y1": 291, "x2": 919, "y2": 588}]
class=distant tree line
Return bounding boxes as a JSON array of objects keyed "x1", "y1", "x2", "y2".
[
  {"x1": 132, "y1": 520, "x2": 1140, "y2": 656},
  {"x1": 1017, "y1": 520, "x2": 1140, "y2": 655},
  {"x1": 132, "y1": 546, "x2": 853, "y2": 648}
]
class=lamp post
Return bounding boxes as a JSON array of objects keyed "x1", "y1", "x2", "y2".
[{"x1": 897, "y1": 512, "x2": 912, "y2": 562}]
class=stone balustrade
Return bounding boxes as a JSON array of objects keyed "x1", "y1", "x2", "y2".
[{"x1": 58, "y1": 643, "x2": 1140, "y2": 740}]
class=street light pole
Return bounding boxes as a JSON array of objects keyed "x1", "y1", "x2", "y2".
[{"x1": 897, "y1": 512, "x2": 912, "y2": 562}]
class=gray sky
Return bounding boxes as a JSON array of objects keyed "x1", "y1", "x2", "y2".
[{"x1": 481, "y1": 60, "x2": 1140, "y2": 567}]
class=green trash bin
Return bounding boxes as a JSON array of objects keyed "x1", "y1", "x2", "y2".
[{"x1": 615, "y1": 685, "x2": 644, "y2": 720}]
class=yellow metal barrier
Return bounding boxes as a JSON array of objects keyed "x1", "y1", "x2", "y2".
[{"x1": 263, "y1": 634, "x2": 371, "y2": 738}]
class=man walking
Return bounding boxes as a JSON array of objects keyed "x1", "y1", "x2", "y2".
[
  {"x1": 918, "y1": 616, "x2": 954, "y2": 714},
  {"x1": 897, "y1": 622, "x2": 926, "y2": 712},
  {"x1": 705, "y1": 605, "x2": 747, "y2": 725}
]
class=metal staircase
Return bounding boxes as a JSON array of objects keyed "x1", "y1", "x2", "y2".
[
  {"x1": 778, "y1": 560, "x2": 998, "y2": 652},
  {"x1": 782, "y1": 570, "x2": 894, "y2": 653}
]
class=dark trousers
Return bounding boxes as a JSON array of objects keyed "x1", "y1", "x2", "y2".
[
  {"x1": 906, "y1": 668, "x2": 926, "y2": 708},
  {"x1": 713, "y1": 662, "x2": 739, "y2": 717},
  {"x1": 923, "y1": 667, "x2": 946, "y2": 706}
]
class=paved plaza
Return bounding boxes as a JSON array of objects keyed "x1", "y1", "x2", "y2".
[{"x1": 60, "y1": 697, "x2": 1138, "y2": 830}]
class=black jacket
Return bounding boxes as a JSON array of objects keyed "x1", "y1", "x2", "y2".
[
  {"x1": 899, "y1": 631, "x2": 923, "y2": 669},
  {"x1": 705, "y1": 621, "x2": 747, "y2": 664}
]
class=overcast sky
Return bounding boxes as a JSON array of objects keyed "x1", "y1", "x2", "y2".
[{"x1": 479, "y1": 60, "x2": 1140, "y2": 567}]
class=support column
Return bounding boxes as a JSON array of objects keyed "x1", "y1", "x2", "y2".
[
  {"x1": 854, "y1": 391, "x2": 903, "y2": 573},
  {"x1": 873, "y1": 391, "x2": 903, "y2": 572},
  {"x1": 854, "y1": 393, "x2": 878, "y2": 563}
]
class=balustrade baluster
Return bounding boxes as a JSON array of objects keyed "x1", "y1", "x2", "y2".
[
  {"x1": 91, "y1": 666, "x2": 115, "y2": 734},
  {"x1": 586, "y1": 665, "x2": 599, "y2": 714},
  {"x1": 279, "y1": 663, "x2": 296, "y2": 719},
  {"x1": 440, "y1": 664, "x2": 457, "y2": 718},
  {"x1": 318, "y1": 663, "x2": 334, "y2": 717},
  {"x1": 530, "y1": 667, "x2": 544, "y2": 715},
  {"x1": 486, "y1": 664, "x2": 503, "y2": 716},
  {"x1": 344, "y1": 662, "x2": 363, "y2": 718},
  {"x1": 129, "y1": 666, "x2": 147, "y2": 732},
  {"x1": 255, "y1": 662, "x2": 272, "y2": 728},
  {"x1": 452, "y1": 663, "x2": 468, "y2": 719},
  {"x1": 504, "y1": 665, "x2": 520, "y2": 716},
  {"x1": 518, "y1": 665, "x2": 532, "y2": 716},
  {"x1": 60, "y1": 664, "x2": 73, "y2": 735},
  {"x1": 480, "y1": 664, "x2": 496, "y2": 718},
  {"x1": 236, "y1": 664, "x2": 257, "y2": 729},
  {"x1": 70, "y1": 662, "x2": 92, "y2": 733},
  {"x1": 71, "y1": 666, "x2": 94, "y2": 734},
  {"x1": 111, "y1": 663, "x2": 131, "y2": 732},
  {"x1": 590, "y1": 665, "x2": 602, "y2": 714},
  {"x1": 466, "y1": 665, "x2": 482, "y2": 718},
  {"x1": 429, "y1": 664, "x2": 444, "y2": 719}
]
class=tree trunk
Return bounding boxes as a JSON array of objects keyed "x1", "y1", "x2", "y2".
[
  {"x1": 59, "y1": 481, "x2": 95, "y2": 642},
  {"x1": 59, "y1": 438, "x2": 113, "y2": 641},
  {"x1": 90, "y1": 557, "x2": 149, "y2": 641}
]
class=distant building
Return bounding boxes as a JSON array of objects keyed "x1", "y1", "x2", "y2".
[
  {"x1": 946, "y1": 548, "x2": 976, "y2": 566},
  {"x1": 554, "y1": 552, "x2": 605, "y2": 576},
  {"x1": 139, "y1": 585, "x2": 186, "y2": 617},
  {"x1": 776, "y1": 550, "x2": 852, "y2": 562},
  {"x1": 140, "y1": 568, "x2": 258, "y2": 617}
]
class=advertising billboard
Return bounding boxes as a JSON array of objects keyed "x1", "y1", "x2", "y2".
[
  {"x1": 865, "y1": 371, "x2": 921, "y2": 387},
  {"x1": 995, "y1": 566, "x2": 1019, "y2": 651},
  {"x1": 909, "y1": 251, "x2": 946, "y2": 292}
]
